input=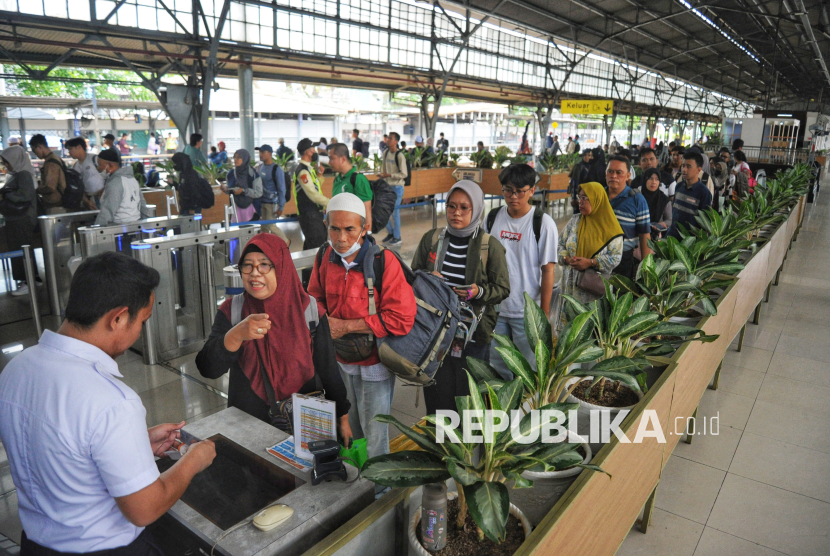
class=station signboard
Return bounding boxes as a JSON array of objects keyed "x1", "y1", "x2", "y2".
[{"x1": 560, "y1": 99, "x2": 614, "y2": 115}]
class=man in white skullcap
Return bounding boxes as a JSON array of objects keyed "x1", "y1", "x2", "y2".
[{"x1": 308, "y1": 193, "x2": 416, "y2": 483}]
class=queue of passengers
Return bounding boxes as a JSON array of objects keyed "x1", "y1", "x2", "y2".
[{"x1": 0, "y1": 130, "x2": 753, "y2": 553}]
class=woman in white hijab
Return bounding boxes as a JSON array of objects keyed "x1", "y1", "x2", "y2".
[
  {"x1": 0, "y1": 145, "x2": 39, "y2": 295},
  {"x1": 411, "y1": 180, "x2": 511, "y2": 414}
]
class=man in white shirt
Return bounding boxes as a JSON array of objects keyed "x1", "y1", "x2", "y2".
[
  {"x1": 66, "y1": 136, "x2": 104, "y2": 210},
  {"x1": 485, "y1": 164, "x2": 558, "y2": 380},
  {"x1": 0, "y1": 252, "x2": 215, "y2": 555}
]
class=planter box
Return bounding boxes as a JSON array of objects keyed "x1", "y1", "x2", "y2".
[{"x1": 301, "y1": 198, "x2": 807, "y2": 556}]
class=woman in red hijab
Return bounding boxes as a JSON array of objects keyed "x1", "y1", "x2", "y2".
[{"x1": 196, "y1": 233, "x2": 352, "y2": 443}]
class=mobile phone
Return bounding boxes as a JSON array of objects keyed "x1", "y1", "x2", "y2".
[{"x1": 454, "y1": 284, "x2": 474, "y2": 290}]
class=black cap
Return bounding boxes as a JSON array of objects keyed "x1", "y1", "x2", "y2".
[
  {"x1": 258, "y1": 144, "x2": 273, "y2": 153},
  {"x1": 98, "y1": 149, "x2": 120, "y2": 163},
  {"x1": 297, "y1": 138, "x2": 313, "y2": 154}
]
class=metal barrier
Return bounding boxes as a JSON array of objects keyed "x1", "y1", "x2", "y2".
[
  {"x1": 742, "y1": 147, "x2": 811, "y2": 165},
  {"x1": 78, "y1": 214, "x2": 202, "y2": 259},
  {"x1": 39, "y1": 210, "x2": 100, "y2": 316},
  {"x1": 131, "y1": 225, "x2": 261, "y2": 365},
  {"x1": 22, "y1": 245, "x2": 42, "y2": 337}
]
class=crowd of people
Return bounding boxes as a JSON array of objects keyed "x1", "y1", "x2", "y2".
[{"x1": 0, "y1": 118, "x2": 768, "y2": 554}]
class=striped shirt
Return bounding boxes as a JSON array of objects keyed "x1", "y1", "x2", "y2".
[
  {"x1": 440, "y1": 234, "x2": 471, "y2": 287},
  {"x1": 668, "y1": 180, "x2": 712, "y2": 238},
  {"x1": 609, "y1": 186, "x2": 651, "y2": 252}
]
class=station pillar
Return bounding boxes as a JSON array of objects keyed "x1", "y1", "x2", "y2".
[
  {"x1": 238, "y1": 56, "x2": 255, "y2": 154},
  {"x1": 0, "y1": 106, "x2": 10, "y2": 149}
]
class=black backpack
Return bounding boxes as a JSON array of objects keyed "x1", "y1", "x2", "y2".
[
  {"x1": 45, "y1": 158, "x2": 84, "y2": 211},
  {"x1": 485, "y1": 206, "x2": 544, "y2": 243},
  {"x1": 361, "y1": 141, "x2": 370, "y2": 158},
  {"x1": 272, "y1": 165, "x2": 291, "y2": 203},
  {"x1": 197, "y1": 176, "x2": 215, "y2": 209},
  {"x1": 349, "y1": 172, "x2": 397, "y2": 234}
]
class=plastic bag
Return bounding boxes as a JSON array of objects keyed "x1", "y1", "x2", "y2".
[{"x1": 339, "y1": 438, "x2": 368, "y2": 469}]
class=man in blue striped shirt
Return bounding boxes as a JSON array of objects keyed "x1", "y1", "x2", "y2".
[
  {"x1": 669, "y1": 151, "x2": 712, "y2": 239},
  {"x1": 607, "y1": 155, "x2": 652, "y2": 278}
]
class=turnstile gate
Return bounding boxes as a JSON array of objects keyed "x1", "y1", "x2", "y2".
[
  {"x1": 78, "y1": 214, "x2": 202, "y2": 259},
  {"x1": 131, "y1": 225, "x2": 261, "y2": 364},
  {"x1": 39, "y1": 210, "x2": 100, "y2": 316}
]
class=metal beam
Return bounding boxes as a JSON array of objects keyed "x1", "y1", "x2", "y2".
[{"x1": 101, "y1": 0, "x2": 128, "y2": 23}]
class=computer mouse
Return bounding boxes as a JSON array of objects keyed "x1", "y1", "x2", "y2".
[{"x1": 252, "y1": 504, "x2": 293, "y2": 532}]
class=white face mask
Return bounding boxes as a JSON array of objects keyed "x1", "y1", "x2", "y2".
[{"x1": 330, "y1": 236, "x2": 363, "y2": 259}]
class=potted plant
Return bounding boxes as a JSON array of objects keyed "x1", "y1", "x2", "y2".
[
  {"x1": 449, "y1": 152, "x2": 460, "y2": 167},
  {"x1": 155, "y1": 158, "x2": 177, "y2": 186},
  {"x1": 470, "y1": 150, "x2": 494, "y2": 169},
  {"x1": 362, "y1": 371, "x2": 607, "y2": 552},
  {"x1": 560, "y1": 284, "x2": 716, "y2": 453},
  {"x1": 372, "y1": 152, "x2": 383, "y2": 173},
  {"x1": 407, "y1": 147, "x2": 427, "y2": 168},
  {"x1": 351, "y1": 154, "x2": 370, "y2": 172},
  {"x1": 194, "y1": 161, "x2": 231, "y2": 186},
  {"x1": 493, "y1": 146, "x2": 513, "y2": 168}
]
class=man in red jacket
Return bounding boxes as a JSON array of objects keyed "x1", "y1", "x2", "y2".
[{"x1": 308, "y1": 193, "x2": 416, "y2": 469}]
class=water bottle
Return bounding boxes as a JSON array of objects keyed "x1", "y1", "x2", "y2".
[{"x1": 420, "y1": 483, "x2": 447, "y2": 551}]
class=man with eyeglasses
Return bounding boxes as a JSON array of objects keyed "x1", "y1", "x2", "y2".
[
  {"x1": 606, "y1": 155, "x2": 652, "y2": 280},
  {"x1": 484, "y1": 164, "x2": 558, "y2": 381}
]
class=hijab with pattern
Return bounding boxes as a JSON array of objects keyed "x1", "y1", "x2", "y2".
[{"x1": 576, "y1": 181, "x2": 624, "y2": 259}]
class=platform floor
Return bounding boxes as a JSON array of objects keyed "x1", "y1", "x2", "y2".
[{"x1": 1, "y1": 190, "x2": 828, "y2": 555}]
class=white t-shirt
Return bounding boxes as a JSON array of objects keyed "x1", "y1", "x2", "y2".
[
  {"x1": 488, "y1": 207, "x2": 558, "y2": 318},
  {"x1": 74, "y1": 153, "x2": 104, "y2": 195}
]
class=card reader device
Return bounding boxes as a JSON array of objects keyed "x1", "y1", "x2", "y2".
[{"x1": 308, "y1": 439, "x2": 348, "y2": 486}]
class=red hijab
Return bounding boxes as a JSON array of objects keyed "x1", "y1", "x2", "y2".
[{"x1": 219, "y1": 233, "x2": 314, "y2": 402}]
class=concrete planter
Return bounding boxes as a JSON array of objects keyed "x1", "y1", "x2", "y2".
[
  {"x1": 509, "y1": 434, "x2": 592, "y2": 527},
  {"x1": 408, "y1": 489, "x2": 532, "y2": 556}
]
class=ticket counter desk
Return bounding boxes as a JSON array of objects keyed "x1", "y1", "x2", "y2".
[{"x1": 148, "y1": 407, "x2": 374, "y2": 556}]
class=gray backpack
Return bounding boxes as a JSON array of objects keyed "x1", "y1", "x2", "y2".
[{"x1": 316, "y1": 242, "x2": 469, "y2": 386}]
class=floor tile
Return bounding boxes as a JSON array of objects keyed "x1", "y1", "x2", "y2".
[
  {"x1": 756, "y1": 374, "x2": 830, "y2": 422},
  {"x1": 728, "y1": 325, "x2": 782, "y2": 351},
  {"x1": 707, "y1": 474, "x2": 830, "y2": 556},
  {"x1": 0, "y1": 466, "x2": 13, "y2": 498},
  {"x1": 165, "y1": 353, "x2": 229, "y2": 395},
  {"x1": 723, "y1": 346, "x2": 773, "y2": 373},
  {"x1": 693, "y1": 527, "x2": 787, "y2": 556},
  {"x1": 713, "y1": 364, "x2": 765, "y2": 398},
  {"x1": 728, "y1": 431, "x2": 830, "y2": 504},
  {"x1": 0, "y1": 491, "x2": 20, "y2": 544},
  {"x1": 391, "y1": 380, "x2": 425, "y2": 421},
  {"x1": 655, "y1": 457, "x2": 726, "y2": 525},
  {"x1": 138, "y1": 379, "x2": 228, "y2": 427},
  {"x1": 114, "y1": 357, "x2": 182, "y2": 395},
  {"x1": 775, "y1": 333, "x2": 830, "y2": 364},
  {"x1": 616, "y1": 508, "x2": 704, "y2": 556},
  {"x1": 744, "y1": 399, "x2": 830, "y2": 455},
  {"x1": 766, "y1": 351, "x2": 830, "y2": 388},
  {"x1": 672, "y1": 424, "x2": 743, "y2": 471},
  {"x1": 696, "y1": 389, "x2": 756, "y2": 431}
]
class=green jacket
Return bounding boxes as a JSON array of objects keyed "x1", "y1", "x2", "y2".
[{"x1": 411, "y1": 228, "x2": 510, "y2": 345}]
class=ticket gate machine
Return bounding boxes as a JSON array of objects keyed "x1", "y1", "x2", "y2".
[
  {"x1": 39, "y1": 210, "x2": 100, "y2": 316},
  {"x1": 131, "y1": 225, "x2": 261, "y2": 365},
  {"x1": 78, "y1": 214, "x2": 202, "y2": 259}
]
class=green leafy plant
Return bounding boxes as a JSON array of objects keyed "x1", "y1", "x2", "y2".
[
  {"x1": 274, "y1": 152, "x2": 294, "y2": 170},
  {"x1": 429, "y1": 150, "x2": 448, "y2": 168},
  {"x1": 562, "y1": 281, "x2": 717, "y2": 371},
  {"x1": 493, "y1": 146, "x2": 513, "y2": 168},
  {"x1": 362, "y1": 371, "x2": 607, "y2": 543},
  {"x1": 449, "y1": 152, "x2": 460, "y2": 167},
  {"x1": 194, "y1": 161, "x2": 231, "y2": 185},
  {"x1": 132, "y1": 162, "x2": 146, "y2": 187},
  {"x1": 467, "y1": 293, "x2": 647, "y2": 413},
  {"x1": 372, "y1": 152, "x2": 383, "y2": 172},
  {"x1": 406, "y1": 147, "x2": 427, "y2": 168},
  {"x1": 154, "y1": 158, "x2": 177, "y2": 186},
  {"x1": 351, "y1": 154, "x2": 370, "y2": 172},
  {"x1": 469, "y1": 149, "x2": 494, "y2": 169}
]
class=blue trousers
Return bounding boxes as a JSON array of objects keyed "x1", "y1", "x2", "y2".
[{"x1": 385, "y1": 185, "x2": 404, "y2": 239}]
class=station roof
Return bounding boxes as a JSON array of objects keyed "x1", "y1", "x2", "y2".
[{"x1": 0, "y1": 0, "x2": 826, "y2": 113}]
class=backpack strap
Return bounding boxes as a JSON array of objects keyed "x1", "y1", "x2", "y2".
[
  {"x1": 532, "y1": 207, "x2": 543, "y2": 244},
  {"x1": 479, "y1": 232, "x2": 490, "y2": 270},
  {"x1": 362, "y1": 243, "x2": 380, "y2": 319},
  {"x1": 485, "y1": 206, "x2": 501, "y2": 233},
  {"x1": 433, "y1": 228, "x2": 448, "y2": 272}
]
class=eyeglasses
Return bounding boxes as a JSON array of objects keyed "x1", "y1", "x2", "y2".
[
  {"x1": 446, "y1": 203, "x2": 472, "y2": 214},
  {"x1": 502, "y1": 187, "x2": 532, "y2": 198},
  {"x1": 239, "y1": 262, "x2": 274, "y2": 274},
  {"x1": 577, "y1": 195, "x2": 590, "y2": 204}
]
